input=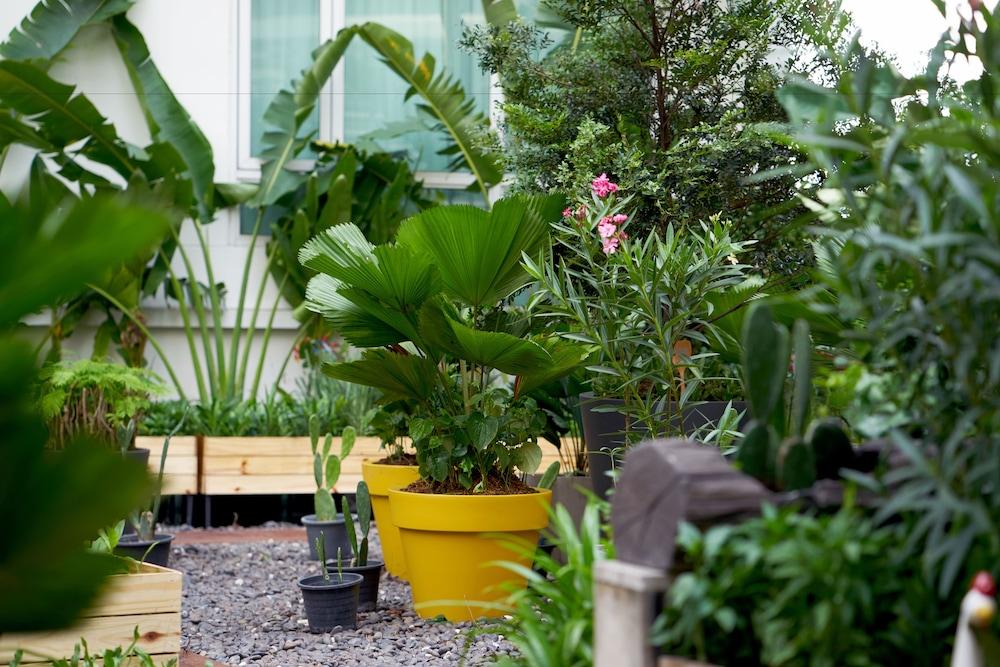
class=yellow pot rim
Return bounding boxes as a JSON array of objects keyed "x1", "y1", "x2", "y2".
[
  {"x1": 361, "y1": 460, "x2": 420, "y2": 496},
  {"x1": 388, "y1": 487, "x2": 552, "y2": 533}
]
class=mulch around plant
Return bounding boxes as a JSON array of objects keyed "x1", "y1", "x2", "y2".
[{"x1": 403, "y1": 475, "x2": 538, "y2": 495}]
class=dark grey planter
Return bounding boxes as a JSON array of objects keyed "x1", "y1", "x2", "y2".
[
  {"x1": 302, "y1": 514, "x2": 353, "y2": 561},
  {"x1": 580, "y1": 393, "x2": 748, "y2": 500},
  {"x1": 115, "y1": 533, "x2": 174, "y2": 567},
  {"x1": 298, "y1": 572, "x2": 363, "y2": 633},
  {"x1": 335, "y1": 559, "x2": 383, "y2": 611},
  {"x1": 124, "y1": 447, "x2": 150, "y2": 466}
]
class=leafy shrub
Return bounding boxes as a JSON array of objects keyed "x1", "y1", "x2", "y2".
[
  {"x1": 654, "y1": 502, "x2": 940, "y2": 666},
  {"x1": 37, "y1": 360, "x2": 164, "y2": 449}
]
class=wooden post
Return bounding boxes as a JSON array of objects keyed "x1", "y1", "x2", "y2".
[{"x1": 594, "y1": 559, "x2": 669, "y2": 667}]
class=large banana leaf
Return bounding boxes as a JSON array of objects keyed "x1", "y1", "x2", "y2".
[
  {"x1": 111, "y1": 16, "x2": 216, "y2": 222},
  {"x1": 356, "y1": 22, "x2": 503, "y2": 203},
  {"x1": 396, "y1": 194, "x2": 564, "y2": 308},
  {"x1": 253, "y1": 28, "x2": 358, "y2": 207},
  {"x1": 323, "y1": 349, "x2": 439, "y2": 403},
  {"x1": 0, "y1": 60, "x2": 140, "y2": 180},
  {"x1": 0, "y1": 0, "x2": 134, "y2": 62}
]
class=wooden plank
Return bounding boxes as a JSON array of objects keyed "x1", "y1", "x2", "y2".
[
  {"x1": 137, "y1": 436, "x2": 199, "y2": 496},
  {"x1": 89, "y1": 565, "x2": 182, "y2": 617},
  {"x1": 594, "y1": 560, "x2": 669, "y2": 667},
  {"x1": 0, "y1": 613, "x2": 180, "y2": 664}
]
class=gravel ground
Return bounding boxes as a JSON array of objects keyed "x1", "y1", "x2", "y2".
[{"x1": 172, "y1": 525, "x2": 517, "y2": 666}]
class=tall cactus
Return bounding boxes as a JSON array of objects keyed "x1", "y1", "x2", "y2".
[
  {"x1": 343, "y1": 481, "x2": 373, "y2": 566},
  {"x1": 736, "y1": 304, "x2": 852, "y2": 491},
  {"x1": 310, "y1": 415, "x2": 357, "y2": 521}
]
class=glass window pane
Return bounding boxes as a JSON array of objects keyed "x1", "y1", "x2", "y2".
[
  {"x1": 343, "y1": 1, "x2": 488, "y2": 173},
  {"x1": 250, "y1": 0, "x2": 321, "y2": 157}
]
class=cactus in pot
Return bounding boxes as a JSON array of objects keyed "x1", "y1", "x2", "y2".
[
  {"x1": 302, "y1": 416, "x2": 357, "y2": 560},
  {"x1": 735, "y1": 304, "x2": 854, "y2": 491},
  {"x1": 339, "y1": 481, "x2": 383, "y2": 611}
]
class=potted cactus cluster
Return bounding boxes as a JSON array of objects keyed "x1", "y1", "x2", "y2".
[{"x1": 336, "y1": 481, "x2": 384, "y2": 610}]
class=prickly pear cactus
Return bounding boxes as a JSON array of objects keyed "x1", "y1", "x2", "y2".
[
  {"x1": 736, "y1": 421, "x2": 777, "y2": 486},
  {"x1": 808, "y1": 418, "x2": 855, "y2": 479},
  {"x1": 778, "y1": 438, "x2": 817, "y2": 491}
]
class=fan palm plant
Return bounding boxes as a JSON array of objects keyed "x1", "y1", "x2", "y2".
[{"x1": 301, "y1": 195, "x2": 589, "y2": 492}]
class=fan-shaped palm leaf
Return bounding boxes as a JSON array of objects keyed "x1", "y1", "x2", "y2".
[
  {"x1": 323, "y1": 350, "x2": 439, "y2": 403},
  {"x1": 396, "y1": 194, "x2": 564, "y2": 308}
]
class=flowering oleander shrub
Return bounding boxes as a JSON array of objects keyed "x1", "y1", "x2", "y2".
[{"x1": 524, "y1": 174, "x2": 755, "y2": 435}]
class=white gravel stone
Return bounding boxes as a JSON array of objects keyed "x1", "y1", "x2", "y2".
[{"x1": 171, "y1": 525, "x2": 517, "y2": 666}]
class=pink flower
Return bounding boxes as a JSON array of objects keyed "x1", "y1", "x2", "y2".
[
  {"x1": 601, "y1": 236, "x2": 620, "y2": 254},
  {"x1": 562, "y1": 207, "x2": 573, "y2": 218},
  {"x1": 591, "y1": 173, "x2": 619, "y2": 198},
  {"x1": 597, "y1": 218, "x2": 617, "y2": 238},
  {"x1": 612, "y1": 213, "x2": 628, "y2": 224}
]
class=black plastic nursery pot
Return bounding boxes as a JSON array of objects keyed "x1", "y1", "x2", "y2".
[
  {"x1": 302, "y1": 514, "x2": 353, "y2": 561},
  {"x1": 115, "y1": 533, "x2": 174, "y2": 567},
  {"x1": 335, "y1": 559, "x2": 383, "y2": 611},
  {"x1": 580, "y1": 393, "x2": 749, "y2": 500},
  {"x1": 298, "y1": 573, "x2": 363, "y2": 633},
  {"x1": 123, "y1": 447, "x2": 151, "y2": 466}
]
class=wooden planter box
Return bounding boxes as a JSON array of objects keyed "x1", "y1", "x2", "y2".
[
  {"x1": 0, "y1": 564, "x2": 182, "y2": 665},
  {"x1": 136, "y1": 436, "x2": 199, "y2": 496},
  {"x1": 200, "y1": 436, "x2": 567, "y2": 495}
]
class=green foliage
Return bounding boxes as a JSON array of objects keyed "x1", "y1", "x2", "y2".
[
  {"x1": 37, "y1": 360, "x2": 164, "y2": 451},
  {"x1": 523, "y1": 182, "x2": 753, "y2": 438},
  {"x1": 653, "y1": 503, "x2": 939, "y2": 666},
  {"x1": 0, "y1": 0, "x2": 134, "y2": 62},
  {"x1": 776, "y1": 4, "x2": 1000, "y2": 599},
  {"x1": 342, "y1": 481, "x2": 372, "y2": 566},
  {"x1": 470, "y1": 499, "x2": 612, "y2": 667},
  {"x1": 537, "y1": 461, "x2": 561, "y2": 490},
  {"x1": 303, "y1": 196, "x2": 588, "y2": 492},
  {"x1": 735, "y1": 304, "x2": 852, "y2": 490},
  {"x1": 9, "y1": 628, "x2": 178, "y2": 667},
  {"x1": 317, "y1": 535, "x2": 328, "y2": 582},
  {"x1": 462, "y1": 0, "x2": 869, "y2": 275}
]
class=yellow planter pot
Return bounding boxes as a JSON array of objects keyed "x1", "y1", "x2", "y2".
[
  {"x1": 361, "y1": 460, "x2": 420, "y2": 579},
  {"x1": 388, "y1": 488, "x2": 552, "y2": 621}
]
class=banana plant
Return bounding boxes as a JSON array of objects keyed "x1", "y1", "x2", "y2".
[{"x1": 301, "y1": 195, "x2": 590, "y2": 491}]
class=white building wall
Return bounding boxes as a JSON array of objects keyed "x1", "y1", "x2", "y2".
[{"x1": 0, "y1": 0, "x2": 306, "y2": 398}]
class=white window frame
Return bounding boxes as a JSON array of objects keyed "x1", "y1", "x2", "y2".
[{"x1": 235, "y1": 0, "x2": 490, "y2": 193}]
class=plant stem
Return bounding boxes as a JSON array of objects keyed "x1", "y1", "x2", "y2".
[
  {"x1": 237, "y1": 246, "x2": 277, "y2": 396},
  {"x1": 171, "y1": 230, "x2": 218, "y2": 396},
  {"x1": 164, "y1": 261, "x2": 209, "y2": 403},
  {"x1": 249, "y1": 273, "x2": 288, "y2": 399},
  {"x1": 190, "y1": 220, "x2": 228, "y2": 395},
  {"x1": 225, "y1": 208, "x2": 266, "y2": 399},
  {"x1": 86, "y1": 284, "x2": 187, "y2": 400}
]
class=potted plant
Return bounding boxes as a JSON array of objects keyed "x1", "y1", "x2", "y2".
[
  {"x1": 301, "y1": 416, "x2": 355, "y2": 560},
  {"x1": 522, "y1": 175, "x2": 755, "y2": 498},
  {"x1": 297, "y1": 537, "x2": 363, "y2": 633},
  {"x1": 360, "y1": 404, "x2": 419, "y2": 578},
  {"x1": 335, "y1": 482, "x2": 383, "y2": 610},
  {"x1": 301, "y1": 194, "x2": 589, "y2": 620},
  {"x1": 37, "y1": 360, "x2": 164, "y2": 464},
  {"x1": 115, "y1": 414, "x2": 186, "y2": 567}
]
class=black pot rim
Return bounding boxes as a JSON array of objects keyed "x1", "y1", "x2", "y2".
[
  {"x1": 119, "y1": 533, "x2": 174, "y2": 546},
  {"x1": 334, "y1": 559, "x2": 384, "y2": 572},
  {"x1": 298, "y1": 572, "x2": 363, "y2": 591},
  {"x1": 301, "y1": 513, "x2": 352, "y2": 526}
]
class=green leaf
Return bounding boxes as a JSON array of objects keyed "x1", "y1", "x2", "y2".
[
  {"x1": 357, "y1": 22, "x2": 503, "y2": 203},
  {"x1": 396, "y1": 194, "x2": 562, "y2": 307},
  {"x1": 741, "y1": 304, "x2": 789, "y2": 424},
  {"x1": 325, "y1": 455, "x2": 341, "y2": 490},
  {"x1": 516, "y1": 441, "x2": 543, "y2": 475},
  {"x1": 309, "y1": 414, "x2": 320, "y2": 453},
  {"x1": 0, "y1": 0, "x2": 135, "y2": 62},
  {"x1": 467, "y1": 414, "x2": 500, "y2": 451},
  {"x1": 537, "y1": 461, "x2": 561, "y2": 490},
  {"x1": 341, "y1": 495, "x2": 359, "y2": 560},
  {"x1": 481, "y1": 0, "x2": 518, "y2": 26},
  {"x1": 314, "y1": 488, "x2": 336, "y2": 522},
  {"x1": 356, "y1": 481, "x2": 372, "y2": 536},
  {"x1": 313, "y1": 452, "x2": 322, "y2": 488},
  {"x1": 322, "y1": 350, "x2": 439, "y2": 403},
  {"x1": 340, "y1": 426, "x2": 356, "y2": 459},
  {"x1": 516, "y1": 338, "x2": 591, "y2": 395},
  {"x1": 790, "y1": 319, "x2": 812, "y2": 438},
  {"x1": 253, "y1": 28, "x2": 358, "y2": 206},
  {"x1": 0, "y1": 60, "x2": 140, "y2": 180},
  {"x1": 111, "y1": 16, "x2": 216, "y2": 221}
]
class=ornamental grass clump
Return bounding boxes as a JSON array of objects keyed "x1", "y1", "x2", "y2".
[{"x1": 301, "y1": 195, "x2": 589, "y2": 493}]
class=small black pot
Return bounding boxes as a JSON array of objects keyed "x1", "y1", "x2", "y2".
[
  {"x1": 123, "y1": 447, "x2": 151, "y2": 467},
  {"x1": 115, "y1": 533, "x2": 174, "y2": 567},
  {"x1": 302, "y1": 514, "x2": 353, "y2": 561},
  {"x1": 298, "y1": 573, "x2": 363, "y2": 633},
  {"x1": 334, "y1": 559, "x2": 383, "y2": 611}
]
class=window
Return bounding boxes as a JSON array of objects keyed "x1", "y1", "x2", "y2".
[{"x1": 239, "y1": 0, "x2": 491, "y2": 185}]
